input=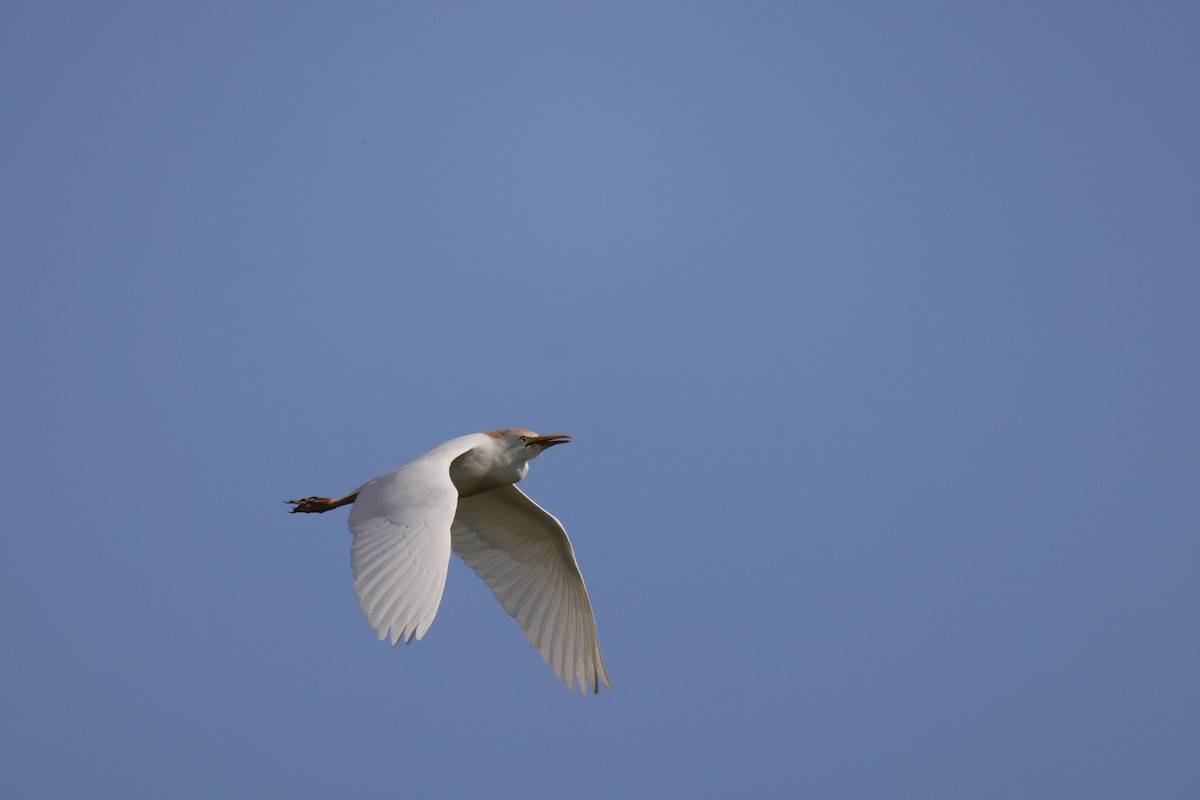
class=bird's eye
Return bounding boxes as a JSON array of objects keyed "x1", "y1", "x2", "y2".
[{"x1": 519, "y1": 436, "x2": 528, "y2": 443}]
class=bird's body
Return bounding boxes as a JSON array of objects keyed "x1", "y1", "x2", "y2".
[{"x1": 288, "y1": 428, "x2": 610, "y2": 695}]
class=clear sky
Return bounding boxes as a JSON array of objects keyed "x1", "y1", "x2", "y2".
[{"x1": 2, "y1": 2, "x2": 1198, "y2": 798}]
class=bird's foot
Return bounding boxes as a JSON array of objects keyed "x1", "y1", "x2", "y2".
[{"x1": 285, "y1": 496, "x2": 341, "y2": 513}]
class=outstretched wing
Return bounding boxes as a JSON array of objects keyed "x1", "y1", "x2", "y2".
[
  {"x1": 347, "y1": 442, "x2": 473, "y2": 645},
  {"x1": 451, "y1": 485, "x2": 610, "y2": 694}
]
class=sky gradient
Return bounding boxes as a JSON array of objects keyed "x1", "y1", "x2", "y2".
[{"x1": 3, "y1": 3, "x2": 1198, "y2": 798}]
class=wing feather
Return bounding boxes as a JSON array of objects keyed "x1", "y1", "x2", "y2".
[
  {"x1": 451, "y1": 485, "x2": 610, "y2": 694},
  {"x1": 347, "y1": 440, "x2": 473, "y2": 646},
  {"x1": 530, "y1": 568, "x2": 561, "y2": 655}
]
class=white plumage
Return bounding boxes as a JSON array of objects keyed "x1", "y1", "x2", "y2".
[{"x1": 290, "y1": 428, "x2": 610, "y2": 695}]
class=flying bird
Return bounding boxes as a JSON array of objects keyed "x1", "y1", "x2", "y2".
[{"x1": 287, "y1": 428, "x2": 610, "y2": 695}]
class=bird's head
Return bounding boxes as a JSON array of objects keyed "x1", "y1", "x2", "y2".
[{"x1": 487, "y1": 428, "x2": 572, "y2": 462}]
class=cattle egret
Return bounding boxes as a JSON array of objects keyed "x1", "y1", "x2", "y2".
[{"x1": 287, "y1": 428, "x2": 610, "y2": 695}]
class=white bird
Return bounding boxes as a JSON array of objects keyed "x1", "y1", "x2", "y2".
[{"x1": 287, "y1": 428, "x2": 610, "y2": 695}]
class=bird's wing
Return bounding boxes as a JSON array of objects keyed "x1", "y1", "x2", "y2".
[
  {"x1": 451, "y1": 485, "x2": 610, "y2": 694},
  {"x1": 347, "y1": 442, "x2": 474, "y2": 645}
]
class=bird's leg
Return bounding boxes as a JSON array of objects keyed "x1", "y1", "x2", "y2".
[{"x1": 285, "y1": 492, "x2": 358, "y2": 513}]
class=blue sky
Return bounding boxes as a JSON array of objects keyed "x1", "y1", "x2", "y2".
[{"x1": 2, "y1": 2, "x2": 1198, "y2": 797}]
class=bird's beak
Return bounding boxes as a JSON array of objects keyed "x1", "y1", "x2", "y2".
[{"x1": 525, "y1": 433, "x2": 571, "y2": 449}]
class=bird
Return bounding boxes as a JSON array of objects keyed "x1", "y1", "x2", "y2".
[{"x1": 286, "y1": 428, "x2": 610, "y2": 695}]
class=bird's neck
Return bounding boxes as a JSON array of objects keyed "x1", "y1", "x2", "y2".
[{"x1": 449, "y1": 448, "x2": 528, "y2": 497}]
